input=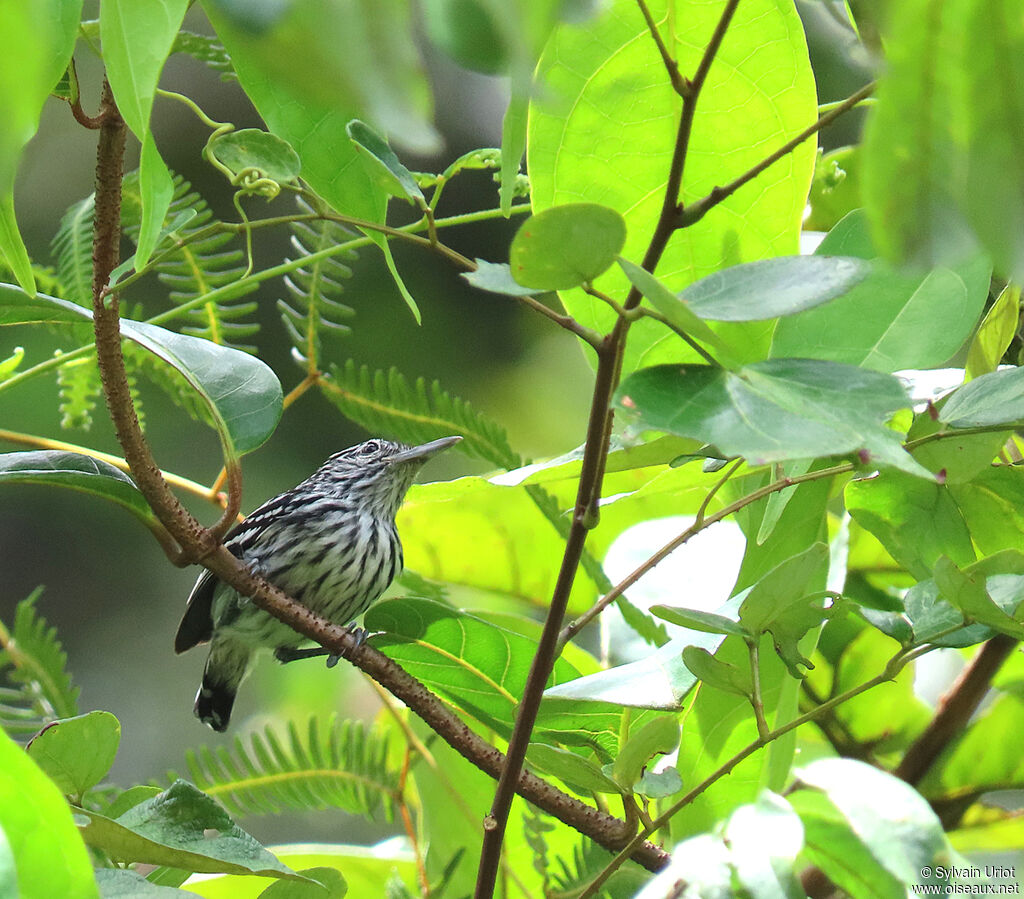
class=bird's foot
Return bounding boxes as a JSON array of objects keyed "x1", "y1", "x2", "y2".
[{"x1": 274, "y1": 626, "x2": 369, "y2": 668}]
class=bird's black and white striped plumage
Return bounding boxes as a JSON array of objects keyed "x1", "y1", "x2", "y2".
[{"x1": 175, "y1": 436, "x2": 460, "y2": 731}]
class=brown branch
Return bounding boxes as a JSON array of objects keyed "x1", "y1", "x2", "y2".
[
  {"x1": 680, "y1": 81, "x2": 876, "y2": 228},
  {"x1": 85, "y1": 73, "x2": 667, "y2": 873},
  {"x1": 895, "y1": 634, "x2": 1018, "y2": 786},
  {"x1": 637, "y1": 0, "x2": 688, "y2": 97}
]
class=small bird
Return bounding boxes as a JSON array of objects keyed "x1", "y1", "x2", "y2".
[{"x1": 175, "y1": 435, "x2": 461, "y2": 731}]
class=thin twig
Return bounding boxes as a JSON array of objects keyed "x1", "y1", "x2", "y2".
[{"x1": 636, "y1": 0, "x2": 689, "y2": 97}]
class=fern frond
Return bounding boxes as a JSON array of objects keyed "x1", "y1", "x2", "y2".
[
  {"x1": 56, "y1": 354, "x2": 101, "y2": 430},
  {"x1": 321, "y1": 360, "x2": 520, "y2": 469},
  {"x1": 0, "y1": 590, "x2": 80, "y2": 737},
  {"x1": 172, "y1": 31, "x2": 236, "y2": 81},
  {"x1": 180, "y1": 716, "x2": 399, "y2": 821},
  {"x1": 121, "y1": 171, "x2": 258, "y2": 351},
  {"x1": 50, "y1": 193, "x2": 95, "y2": 305},
  {"x1": 278, "y1": 198, "x2": 357, "y2": 370}
]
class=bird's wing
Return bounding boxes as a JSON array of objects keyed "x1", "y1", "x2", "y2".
[{"x1": 173, "y1": 487, "x2": 307, "y2": 654}]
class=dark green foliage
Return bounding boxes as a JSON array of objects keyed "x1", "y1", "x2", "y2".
[
  {"x1": 0, "y1": 591, "x2": 80, "y2": 737},
  {"x1": 172, "y1": 30, "x2": 236, "y2": 81},
  {"x1": 277, "y1": 198, "x2": 357, "y2": 368},
  {"x1": 121, "y1": 172, "x2": 258, "y2": 351},
  {"x1": 56, "y1": 355, "x2": 100, "y2": 430},
  {"x1": 321, "y1": 359, "x2": 520, "y2": 468},
  {"x1": 180, "y1": 716, "x2": 399, "y2": 821}
]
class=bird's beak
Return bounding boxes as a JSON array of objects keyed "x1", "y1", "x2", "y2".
[{"x1": 390, "y1": 435, "x2": 462, "y2": 464}]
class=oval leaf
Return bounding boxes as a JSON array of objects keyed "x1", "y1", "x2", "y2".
[
  {"x1": 940, "y1": 366, "x2": 1024, "y2": 427},
  {"x1": 616, "y1": 360, "x2": 928, "y2": 478},
  {"x1": 26, "y1": 711, "x2": 121, "y2": 797},
  {"x1": 679, "y1": 255, "x2": 872, "y2": 322},
  {"x1": 208, "y1": 128, "x2": 302, "y2": 184},
  {"x1": 509, "y1": 203, "x2": 626, "y2": 290},
  {"x1": 0, "y1": 451, "x2": 159, "y2": 532},
  {"x1": 346, "y1": 120, "x2": 423, "y2": 201},
  {"x1": 0, "y1": 286, "x2": 283, "y2": 458},
  {"x1": 649, "y1": 606, "x2": 749, "y2": 638},
  {"x1": 612, "y1": 716, "x2": 680, "y2": 790}
]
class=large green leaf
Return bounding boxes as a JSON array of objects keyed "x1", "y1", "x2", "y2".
[
  {"x1": 0, "y1": 729, "x2": 98, "y2": 899},
  {"x1": 940, "y1": 365, "x2": 1024, "y2": 427},
  {"x1": 101, "y1": 0, "x2": 187, "y2": 267},
  {"x1": 26, "y1": 711, "x2": 121, "y2": 798},
  {"x1": 77, "y1": 781, "x2": 303, "y2": 880},
  {"x1": 860, "y1": 0, "x2": 976, "y2": 268},
  {"x1": 0, "y1": 451, "x2": 160, "y2": 532},
  {"x1": 770, "y1": 210, "x2": 991, "y2": 371},
  {"x1": 0, "y1": 0, "x2": 82, "y2": 293},
  {"x1": 615, "y1": 360, "x2": 927, "y2": 477},
  {"x1": 527, "y1": 0, "x2": 817, "y2": 372},
  {"x1": 0, "y1": 286, "x2": 283, "y2": 458}
]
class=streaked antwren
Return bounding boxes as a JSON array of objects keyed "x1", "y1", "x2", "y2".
[{"x1": 175, "y1": 435, "x2": 461, "y2": 730}]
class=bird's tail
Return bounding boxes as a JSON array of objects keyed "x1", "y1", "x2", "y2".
[{"x1": 195, "y1": 639, "x2": 250, "y2": 732}]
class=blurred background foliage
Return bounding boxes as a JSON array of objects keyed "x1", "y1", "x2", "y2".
[{"x1": 0, "y1": 0, "x2": 868, "y2": 846}]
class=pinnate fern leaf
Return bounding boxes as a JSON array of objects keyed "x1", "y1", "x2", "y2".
[
  {"x1": 0, "y1": 590, "x2": 80, "y2": 737},
  {"x1": 278, "y1": 198, "x2": 357, "y2": 370},
  {"x1": 121, "y1": 171, "x2": 258, "y2": 350},
  {"x1": 179, "y1": 716, "x2": 399, "y2": 821},
  {"x1": 56, "y1": 354, "x2": 101, "y2": 430},
  {"x1": 51, "y1": 193, "x2": 96, "y2": 306},
  {"x1": 172, "y1": 31, "x2": 236, "y2": 81},
  {"x1": 321, "y1": 360, "x2": 520, "y2": 468}
]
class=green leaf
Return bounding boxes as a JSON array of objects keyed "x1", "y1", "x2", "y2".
[
  {"x1": 0, "y1": 729, "x2": 98, "y2": 899},
  {"x1": 616, "y1": 257, "x2": 730, "y2": 355},
  {"x1": 94, "y1": 868, "x2": 196, "y2": 896},
  {"x1": 259, "y1": 867, "x2": 347, "y2": 897},
  {"x1": 525, "y1": 744, "x2": 622, "y2": 795},
  {"x1": 500, "y1": 90, "x2": 529, "y2": 216},
  {"x1": 649, "y1": 606, "x2": 750, "y2": 638},
  {"x1": 51, "y1": 194, "x2": 96, "y2": 306},
  {"x1": 0, "y1": 451, "x2": 160, "y2": 532},
  {"x1": 421, "y1": 0, "x2": 506, "y2": 74},
  {"x1": 770, "y1": 210, "x2": 992, "y2": 372},
  {"x1": 948, "y1": 468, "x2": 1024, "y2": 556},
  {"x1": 208, "y1": 128, "x2": 302, "y2": 184},
  {"x1": 845, "y1": 471, "x2": 975, "y2": 580},
  {"x1": 611, "y1": 715, "x2": 680, "y2": 790},
  {"x1": 101, "y1": 0, "x2": 188, "y2": 267},
  {"x1": 0, "y1": 590, "x2": 80, "y2": 732},
  {"x1": 26, "y1": 711, "x2": 120, "y2": 797},
  {"x1": 860, "y1": 0, "x2": 977, "y2": 268},
  {"x1": 795, "y1": 758, "x2": 951, "y2": 887},
  {"x1": 805, "y1": 145, "x2": 862, "y2": 233},
  {"x1": 739, "y1": 544, "x2": 829, "y2": 634},
  {"x1": 77, "y1": 781, "x2": 304, "y2": 880},
  {"x1": 171, "y1": 30, "x2": 235, "y2": 81},
  {"x1": 377, "y1": 237, "x2": 421, "y2": 324},
  {"x1": 463, "y1": 259, "x2": 547, "y2": 297},
  {"x1": 0, "y1": 286, "x2": 283, "y2": 459},
  {"x1": 679, "y1": 256, "x2": 872, "y2": 322},
  {"x1": 934, "y1": 556, "x2": 1024, "y2": 640},
  {"x1": 941, "y1": 365, "x2": 1024, "y2": 427},
  {"x1": 616, "y1": 360, "x2": 927, "y2": 477},
  {"x1": 346, "y1": 120, "x2": 423, "y2": 202},
  {"x1": 0, "y1": 345, "x2": 22, "y2": 380},
  {"x1": 527, "y1": 0, "x2": 817, "y2": 373},
  {"x1": 681, "y1": 646, "x2": 752, "y2": 698},
  {"x1": 509, "y1": 204, "x2": 626, "y2": 290},
  {"x1": 0, "y1": 0, "x2": 81, "y2": 294},
  {"x1": 183, "y1": 717, "x2": 399, "y2": 821},
  {"x1": 966, "y1": 283, "x2": 1020, "y2": 379},
  {"x1": 960, "y1": 0, "x2": 1024, "y2": 281},
  {"x1": 635, "y1": 767, "x2": 682, "y2": 799}
]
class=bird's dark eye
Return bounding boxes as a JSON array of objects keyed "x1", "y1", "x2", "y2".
[{"x1": 361, "y1": 439, "x2": 381, "y2": 455}]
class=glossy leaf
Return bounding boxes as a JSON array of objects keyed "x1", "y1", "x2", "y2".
[
  {"x1": 26, "y1": 711, "x2": 121, "y2": 797},
  {"x1": 101, "y1": 0, "x2": 187, "y2": 266},
  {"x1": 528, "y1": 0, "x2": 817, "y2": 372},
  {"x1": 509, "y1": 204, "x2": 626, "y2": 290},
  {"x1": 771, "y1": 210, "x2": 992, "y2": 372},
  {"x1": 616, "y1": 360, "x2": 927, "y2": 477},
  {"x1": 948, "y1": 468, "x2": 1024, "y2": 556},
  {"x1": 0, "y1": 729, "x2": 98, "y2": 899},
  {"x1": 681, "y1": 646, "x2": 752, "y2": 698},
  {"x1": 941, "y1": 365, "x2": 1024, "y2": 427},
  {"x1": 525, "y1": 744, "x2": 621, "y2": 795},
  {"x1": 0, "y1": 451, "x2": 160, "y2": 532},
  {"x1": 0, "y1": 287, "x2": 283, "y2": 459},
  {"x1": 346, "y1": 120, "x2": 422, "y2": 202},
  {"x1": 679, "y1": 255, "x2": 871, "y2": 322},
  {"x1": 796, "y1": 758, "x2": 950, "y2": 888},
  {"x1": 208, "y1": 129, "x2": 302, "y2": 184},
  {"x1": 612, "y1": 716, "x2": 680, "y2": 790},
  {"x1": 649, "y1": 606, "x2": 749, "y2": 638},
  {"x1": 462, "y1": 259, "x2": 546, "y2": 297},
  {"x1": 78, "y1": 781, "x2": 302, "y2": 880},
  {"x1": 933, "y1": 556, "x2": 1024, "y2": 640}
]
